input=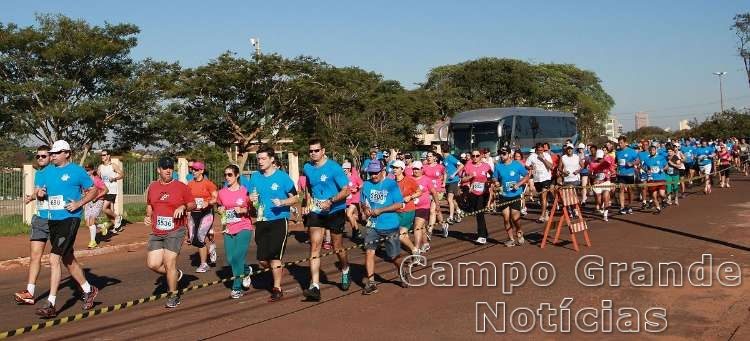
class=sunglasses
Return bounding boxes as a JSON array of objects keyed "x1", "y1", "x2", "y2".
[
  {"x1": 101, "y1": 154, "x2": 109, "y2": 157},
  {"x1": 471, "y1": 154, "x2": 481, "y2": 157},
  {"x1": 412, "y1": 168, "x2": 422, "y2": 171},
  {"x1": 367, "y1": 171, "x2": 380, "y2": 177},
  {"x1": 309, "y1": 149, "x2": 322, "y2": 154},
  {"x1": 224, "y1": 173, "x2": 235, "y2": 177},
  {"x1": 35, "y1": 155, "x2": 48, "y2": 159}
]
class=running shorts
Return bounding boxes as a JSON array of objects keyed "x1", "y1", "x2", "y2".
[
  {"x1": 699, "y1": 164, "x2": 712, "y2": 175},
  {"x1": 495, "y1": 196, "x2": 522, "y2": 212},
  {"x1": 305, "y1": 210, "x2": 346, "y2": 234},
  {"x1": 647, "y1": 180, "x2": 666, "y2": 192},
  {"x1": 364, "y1": 228, "x2": 401, "y2": 261},
  {"x1": 414, "y1": 208, "x2": 430, "y2": 221},
  {"x1": 49, "y1": 217, "x2": 81, "y2": 256},
  {"x1": 148, "y1": 228, "x2": 185, "y2": 254},
  {"x1": 104, "y1": 194, "x2": 117, "y2": 204},
  {"x1": 534, "y1": 180, "x2": 552, "y2": 193},
  {"x1": 255, "y1": 219, "x2": 288, "y2": 261},
  {"x1": 397, "y1": 211, "x2": 416, "y2": 230},
  {"x1": 592, "y1": 181, "x2": 612, "y2": 195},
  {"x1": 30, "y1": 215, "x2": 50, "y2": 242},
  {"x1": 84, "y1": 199, "x2": 104, "y2": 220},
  {"x1": 616, "y1": 175, "x2": 636, "y2": 185},
  {"x1": 188, "y1": 209, "x2": 214, "y2": 247},
  {"x1": 666, "y1": 175, "x2": 680, "y2": 193},
  {"x1": 718, "y1": 164, "x2": 731, "y2": 177},
  {"x1": 446, "y1": 182, "x2": 460, "y2": 196}
]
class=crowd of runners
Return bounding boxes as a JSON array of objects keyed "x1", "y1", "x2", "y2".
[{"x1": 10, "y1": 135, "x2": 750, "y2": 317}]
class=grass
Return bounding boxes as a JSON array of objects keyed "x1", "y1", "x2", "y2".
[
  {"x1": 124, "y1": 203, "x2": 146, "y2": 224},
  {"x1": 0, "y1": 214, "x2": 28, "y2": 236}
]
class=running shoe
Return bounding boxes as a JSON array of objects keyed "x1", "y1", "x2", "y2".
[
  {"x1": 520, "y1": 207, "x2": 528, "y2": 216},
  {"x1": 195, "y1": 263, "x2": 209, "y2": 273},
  {"x1": 303, "y1": 285, "x2": 321, "y2": 301},
  {"x1": 655, "y1": 207, "x2": 662, "y2": 215},
  {"x1": 269, "y1": 287, "x2": 283, "y2": 302},
  {"x1": 455, "y1": 211, "x2": 463, "y2": 223},
  {"x1": 165, "y1": 295, "x2": 181, "y2": 308},
  {"x1": 208, "y1": 243, "x2": 218, "y2": 264},
  {"x1": 442, "y1": 223, "x2": 449, "y2": 238},
  {"x1": 14, "y1": 290, "x2": 34, "y2": 305},
  {"x1": 82, "y1": 286, "x2": 99, "y2": 310},
  {"x1": 322, "y1": 241, "x2": 333, "y2": 251},
  {"x1": 474, "y1": 237, "x2": 487, "y2": 245},
  {"x1": 641, "y1": 202, "x2": 648, "y2": 209},
  {"x1": 504, "y1": 240, "x2": 517, "y2": 247},
  {"x1": 446, "y1": 217, "x2": 455, "y2": 225},
  {"x1": 419, "y1": 243, "x2": 430, "y2": 253},
  {"x1": 35, "y1": 301, "x2": 57, "y2": 318},
  {"x1": 516, "y1": 233, "x2": 526, "y2": 246},
  {"x1": 341, "y1": 270, "x2": 351, "y2": 291},
  {"x1": 87, "y1": 240, "x2": 98, "y2": 249},
  {"x1": 230, "y1": 290, "x2": 243, "y2": 299},
  {"x1": 602, "y1": 209, "x2": 608, "y2": 222},
  {"x1": 99, "y1": 223, "x2": 108, "y2": 236},
  {"x1": 114, "y1": 215, "x2": 123, "y2": 229},
  {"x1": 177, "y1": 269, "x2": 184, "y2": 282},
  {"x1": 362, "y1": 281, "x2": 378, "y2": 295},
  {"x1": 619, "y1": 208, "x2": 628, "y2": 215},
  {"x1": 242, "y1": 274, "x2": 252, "y2": 289},
  {"x1": 627, "y1": 207, "x2": 634, "y2": 214}
]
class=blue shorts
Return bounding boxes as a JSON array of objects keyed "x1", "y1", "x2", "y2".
[{"x1": 364, "y1": 228, "x2": 401, "y2": 261}]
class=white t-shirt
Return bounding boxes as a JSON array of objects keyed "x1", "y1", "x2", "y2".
[
  {"x1": 561, "y1": 154, "x2": 581, "y2": 182},
  {"x1": 98, "y1": 163, "x2": 119, "y2": 194},
  {"x1": 525, "y1": 153, "x2": 553, "y2": 182}
]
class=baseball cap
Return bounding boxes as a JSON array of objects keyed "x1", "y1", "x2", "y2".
[
  {"x1": 191, "y1": 161, "x2": 205, "y2": 170},
  {"x1": 342, "y1": 162, "x2": 352, "y2": 169},
  {"x1": 392, "y1": 160, "x2": 405, "y2": 169},
  {"x1": 50, "y1": 140, "x2": 71, "y2": 153},
  {"x1": 365, "y1": 161, "x2": 384, "y2": 173},
  {"x1": 565, "y1": 143, "x2": 575, "y2": 149},
  {"x1": 411, "y1": 160, "x2": 423, "y2": 169},
  {"x1": 158, "y1": 156, "x2": 175, "y2": 169},
  {"x1": 595, "y1": 150, "x2": 604, "y2": 159},
  {"x1": 383, "y1": 150, "x2": 390, "y2": 157},
  {"x1": 498, "y1": 147, "x2": 511, "y2": 154},
  {"x1": 577, "y1": 143, "x2": 586, "y2": 149}
]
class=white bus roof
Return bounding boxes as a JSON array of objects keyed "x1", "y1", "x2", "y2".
[{"x1": 451, "y1": 107, "x2": 575, "y2": 124}]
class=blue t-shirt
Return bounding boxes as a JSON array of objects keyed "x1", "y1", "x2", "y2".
[
  {"x1": 37, "y1": 162, "x2": 94, "y2": 220},
  {"x1": 443, "y1": 154, "x2": 461, "y2": 184},
  {"x1": 33, "y1": 165, "x2": 52, "y2": 219},
  {"x1": 681, "y1": 146, "x2": 695, "y2": 164},
  {"x1": 615, "y1": 147, "x2": 638, "y2": 176},
  {"x1": 696, "y1": 146, "x2": 714, "y2": 166},
  {"x1": 247, "y1": 169, "x2": 297, "y2": 221},
  {"x1": 361, "y1": 178, "x2": 403, "y2": 230},
  {"x1": 494, "y1": 160, "x2": 528, "y2": 198},
  {"x1": 362, "y1": 158, "x2": 377, "y2": 174},
  {"x1": 643, "y1": 155, "x2": 667, "y2": 181},
  {"x1": 303, "y1": 159, "x2": 349, "y2": 214}
]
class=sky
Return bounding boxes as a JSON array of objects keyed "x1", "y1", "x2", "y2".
[{"x1": 3, "y1": 0, "x2": 750, "y2": 131}]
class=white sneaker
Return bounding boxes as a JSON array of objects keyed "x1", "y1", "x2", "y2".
[
  {"x1": 114, "y1": 215, "x2": 123, "y2": 229},
  {"x1": 442, "y1": 223, "x2": 449, "y2": 238},
  {"x1": 474, "y1": 237, "x2": 487, "y2": 245},
  {"x1": 242, "y1": 274, "x2": 252, "y2": 289},
  {"x1": 208, "y1": 243, "x2": 218, "y2": 263},
  {"x1": 516, "y1": 233, "x2": 525, "y2": 246},
  {"x1": 196, "y1": 263, "x2": 209, "y2": 273},
  {"x1": 602, "y1": 209, "x2": 609, "y2": 222},
  {"x1": 520, "y1": 207, "x2": 528, "y2": 216},
  {"x1": 419, "y1": 243, "x2": 430, "y2": 253}
]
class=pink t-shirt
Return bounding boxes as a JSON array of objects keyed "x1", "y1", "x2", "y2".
[
  {"x1": 422, "y1": 163, "x2": 445, "y2": 192},
  {"x1": 589, "y1": 160, "x2": 613, "y2": 183},
  {"x1": 404, "y1": 166, "x2": 413, "y2": 177},
  {"x1": 297, "y1": 175, "x2": 307, "y2": 192},
  {"x1": 346, "y1": 174, "x2": 363, "y2": 205},
  {"x1": 414, "y1": 176, "x2": 433, "y2": 209},
  {"x1": 462, "y1": 161, "x2": 492, "y2": 195},
  {"x1": 217, "y1": 186, "x2": 253, "y2": 234},
  {"x1": 92, "y1": 175, "x2": 107, "y2": 199}
]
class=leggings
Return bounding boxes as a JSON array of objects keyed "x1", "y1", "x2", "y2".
[
  {"x1": 224, "y1": 229, "x2": 253, "y2": 291},
  {"x1": 189, "y1": 210, "x2": 214, "y2": 247},
  {"x1": 468, "y1": 193, "x2": 488, "y2": 238}
]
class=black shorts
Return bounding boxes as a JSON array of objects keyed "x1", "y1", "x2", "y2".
[
  {"x1": 49, "y1": 217, "x2": 81, "y2": 256},
  {"x1": 414, "y1": 208, "x2": 430, "y2": 221},
  {"x1": 255, "y1": 219, "x2": 289, "y2": 261},
  {"x1": 305, "y1": 210, "x2": 346, "y2": 234},
  {"x1": 446, "y1": 182, "x2": 460, "y2": 196},
  {"x1": 495, "y1": 196, "x2": 522, "y2": 212},
  {"x1": 678, "y1": 168, "x2": 688, "y2": 177},
  {"x1": 719, "y1": 164, "x2": 731, "y2": 177},
  {"x1": 534, "y1": 180, "x2": 552, "y2": 193},
  {"x1": 616, "y1": 175, "x2": 636, "y2": 185},
  {"x1": 104, "y1": 194, "x2": 117, "y2": 203}
]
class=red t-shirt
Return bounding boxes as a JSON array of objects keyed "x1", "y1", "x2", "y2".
[
  {"x1": 147, "y1": 180, "x2": 195, "y2": 235},
  {"x1": 396, "y1": 176, "x2": 419, "y2": 212},
  {"x1": 462, "y1": 161, "x2": 492, "y2": 195},
  {"x1": 188, "y1": 178, "x2": 217, "y2": 211}
]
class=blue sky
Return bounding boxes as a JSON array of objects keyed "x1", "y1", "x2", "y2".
[{"x1": 3, "y1": 0, "x2": 749, "y2": 131}]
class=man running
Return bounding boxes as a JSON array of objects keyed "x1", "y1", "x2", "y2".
[
  {"x1": 145, "y1": 157, "x2": 195, "y2": 308},
  {"x1": 186, "y1": 161, "x2": 219, "y2": 273},
  {"x1": 526, "y1": 144, "x2": 554, "y2": 223},
  {"x1": 643, "y1": 146, "x2": 669, "y2": 213},
  {"x1": 247, "y1": 146, "x2": 298, "y2": 302},
  {"x1": 461, "y1": 149, "x2": 493, "y2": 244},
  {"x1": 615, "y1": 136, "x2": 638, "y2": 215},
  {"x1": 392, "y1": 160, "x2": 421, "y2": 255},
  {"x1": 361, "y1": 160, "x2": 407, "y2": 294},
  {"x1": 494, "y1": 147, "x2": 530, "y2": 247},
  {"x1": 98, "y1": 150, "x2": 125, "y2": 233},
  {"x1": 34, "y1": 140, "x2": 100, "y2": 318},
  {"x1": 442, "y1": 144, "x2": 464, "y2": 224},
  {"x1": 696, "y1": 139, "x2": 715, "y2": 194},
  {"x1": 302, "y1": 138, "x2": 351, "y2": 301},
  {"x1": 14, "y1": 145, "x2": 51, "y2": 305}
]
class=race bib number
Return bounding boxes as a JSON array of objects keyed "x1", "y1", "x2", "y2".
[
  {"x1": 368, "y1": 190, "x2": 387, "y2": 204},
  {"x1": 471, "y1": 182, "x2": 485, "y2": 193},
  {"x1": 195, "y1": 198, "x2": 205, "y2": 209},
  {"x1": 102, "y1": 175, "x2": 110, "y2": 182},
  {"x1": 666, "y1": 167, "x2": 674, "y2": 175},
  {"x1": 618, "y1": 158, "x2": 626, "y2": 166},
  {"x1": 505, "y1": 181, "x2": 517, "y2": 192},
  {"x1": 48, "y1": 195, "x2": 65, "y2": 210},
  {"x1": 311, "y1": 199, "x2": 325, "y2": 213},
  {"x1": 156, "y1": 216, "x2": 175, "y2": 231},
  {"x1": 650, "y1": 166, "x2": 660, "y2": 174},
  {"x1": 413, "y1": 198, "x2": 419, "y2": 205},
  {"x1": 225, "y1": 209, "x2": 241, "y2": 224},
  {"x1": 37, "y1": 199, "x2": 49, "y2": 210},
  {"x1": 596, "y1": 173, "x2": 606, "y2": 181}
]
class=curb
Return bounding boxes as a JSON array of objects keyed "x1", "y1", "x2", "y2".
[{"x1": 0, "y1": 241, "x2": 148, "y2": 272}]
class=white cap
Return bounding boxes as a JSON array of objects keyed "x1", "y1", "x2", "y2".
[
  {"x1": 460, "y1": 152, "x2": 468, "y2": 158},
  {"x1": 577, "y1": 143, "x2": 586, "y2": 149},
  {"x1": 566, "y1": 143, "x2": 575, "y2": 149},
  {"x1": 392, "y1": 160, "x2": 405, "y2": 169},
  {"x1": 342, "y1": 162, "x2": 352, "y2": 169},
  {"x1": 50, "y1": 140, "x2": 71, "y2": 153},
  {"x1": 411, "y1": 160, "x2": 423, "y2": 169},
  {"x1": 595, "y1": 149, "x2": 604, "y2": 159}
]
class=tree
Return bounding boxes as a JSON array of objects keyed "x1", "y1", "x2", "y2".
[
  {"x1": 732, "y1": 13, "x2": 750, "y2": 90},
  {"x1": 686, "y1": 108, "x2": 750, "y2": 139},
  {"x1": 0, "y1": 14, "x2": 167, "y2": 162},
  {"x1": 625, "y1": 126, "x2": 670, "y2": 142}
]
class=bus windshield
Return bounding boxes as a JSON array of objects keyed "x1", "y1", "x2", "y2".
[{"x1": 514, "y1": 116, "x2": 576, "y2": 139}]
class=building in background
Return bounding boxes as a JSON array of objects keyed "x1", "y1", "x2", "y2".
[
  {"x1": 679, "y1": 120, "x2": 691, "y2": 131},
  {"x1": 605, "y1": 116, "x2": 623, "y2": 139},
  {"x1": 635, "y1": 111, "x2": 649, "y2": 130}
]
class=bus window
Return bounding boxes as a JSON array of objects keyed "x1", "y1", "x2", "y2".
[
  {"x1": 451, "y1": 126, "x2": 471, "y2": 151},
  {"x1": 499, "y1": 118, "x2": 512, "y2": 148},
  {"x1": 514, "y1": 116, "x2": 576, "y2": 139},
  {"x1": 473, "y1": 122, "x2": 498, "y2": 153}
]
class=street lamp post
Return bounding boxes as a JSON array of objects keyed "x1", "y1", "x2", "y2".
[
  {"x1": 713, "y1": 71, "x2": 727, "y2": 113},
  {"x1": 250, "y1": 37, "x2": 261, "y2": 60}
]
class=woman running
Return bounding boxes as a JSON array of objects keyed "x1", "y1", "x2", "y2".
[
  {"x1": 187, "y1": 161, "x2": 219, "y2": 273},
  {"x1": 665, "y1": 147, "x2": 683, "y2": 206},
  {"x1": 343, "y1": 162, "x2": 363, "y2": 241},
  {"x1": 217, "y1": 165, "x2": 254, "y2": 298},
  {"x1": 84, "y1": 164, "x2": 109, "y2": 249},
  {"x1": 589, "y1": 148, "x2": 613, "y2": 221},
  {"x1": 717, "y1": 144, "x2": 732, "y2": 188}
]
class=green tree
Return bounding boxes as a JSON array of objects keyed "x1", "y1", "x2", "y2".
[
  {"x1": 732, "y1": 12, "x2": 750, "y2": 90},
  {"x1": 626, "y1": 126, "x2": 670, "y2": 142},
  {"x1": 687, "y1": 108, "x2": 750, "y2": 139},
  {"x1": 0, "y1": 14, "x2": 169, "y2": 162}
]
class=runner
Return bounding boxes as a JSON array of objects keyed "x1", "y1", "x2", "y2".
[
  {"x1": 14, "y1": 145, "x2": 51, "y2": 305},
  {"x1": 34, "y1": 140, "x2": 100, "y2": 318},
  {"x1": 343, "y1": 162, "x2": 364, "y2": 242},
  {"x1": 391, "y1": 160, "x2": 421, "y2": 255},
  {"x1": 637, "y1": 140, "x2": 653, "y2": 208},
  {"x1": 577, "y1": 143, "x2": 591, "y2": 205},
  {"x1": 665, "y1": 147, "x2": 683, "y2": 205},
  {"x1": 681, "y1": 140, "x2": 697, "y2": 187},
  {"x1": 461, "y1": 149, "x2": 493, "y2": 244},
  {"x1": 302, "y1": 138, "x2": 351, "y2": 301},
  {"x1": 98, "y1": 150, "x2": 124, "y2": 233},
  {"x1": 403, "y1": 153, "x2": 414, "y2": 177},
  {"x1": 738, "y1": 138, "x2": 749, "y2": 176},
  {"x1": 144, "y1": 156, "x2": 195, "y2": 308},
  {"x1": 558, "y1": 144, "x2": 582, "y2": 218},
  {"x1": 247, "y1": 146, "x2": 298, "y2": 302},
  {"x1": 362, "y1": 149, "x2": 379, "y2": 178},
  {"x1": 494, "y1": 147, "x2": 530, "y2": 247},
  {"x1": 588, "y1": 148, "x2": 613, "y2": 221},
  {"x1": 615, "y1": 136, "x2": 638, "y2": 215},
  {"x1": 422, "y1": 151, "x2": 448, "y2": 237},
  {"x1": 643, "y1": 145, "x2": 668, "y2": 213},
  {"x1": 696, "y1": 139, "x2": 715, "y2": 194},
  {"x1": 513, "y1": 150, "x2": 530, "y2": 216},
  {"x1": 216, "y1": 164, "x2": 253, "y2": 299},
  {"x1": 526, "y1": 144, "x2": 554, "y2": 223},
  {"x1": 83, "y1": 164, "x2": 109, "y2": 249},
  {"x1": 186, "y1": 161, "x2": 219, "y2": 273},
  {"x1": 442, "y1": 144, "x2": 464, "y2": 225},
  {"x1": 717, "y1": 144, "x2": 732, "y2": 188},
  {"x1": 410, "y1": 161, "x2": 433, "y2": 253},
  {"x1": 361, "y1": 160, "x2": 407, "y2": 294}
]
